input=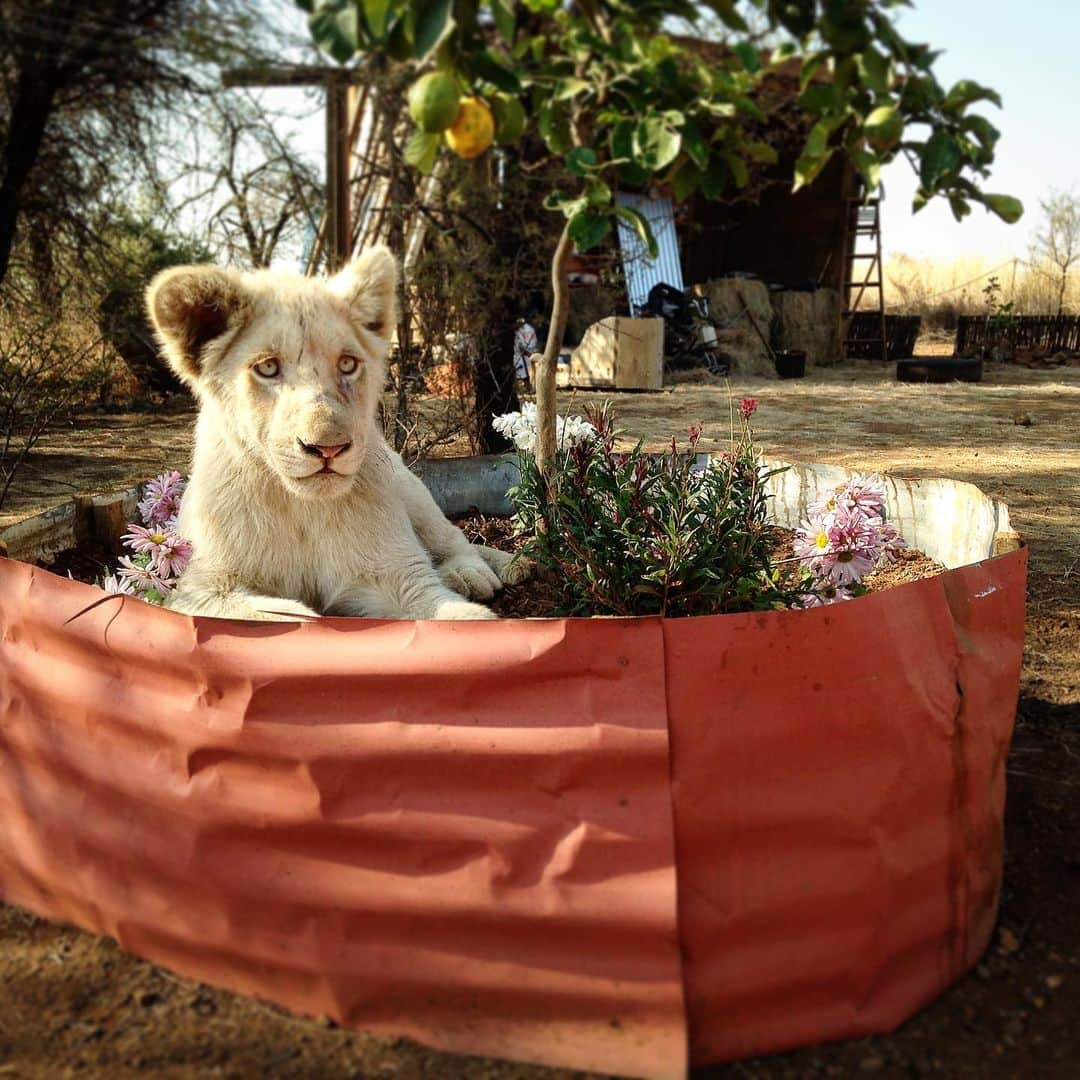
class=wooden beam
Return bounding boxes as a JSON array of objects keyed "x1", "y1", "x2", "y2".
[{"x1": 222, "y1": 66, "x2": 368, "y2": 89}]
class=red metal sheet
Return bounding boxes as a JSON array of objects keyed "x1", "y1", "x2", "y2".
[
  {"x1": 0, "y1": 559, "x2": 686, "y2": 1080},
  {"x1": 663, "y1": 548, "x2": 1027, "y2": 1065},
  {"x1": 0, "y1": 548, "x2": 1027, "y2": 1076}
]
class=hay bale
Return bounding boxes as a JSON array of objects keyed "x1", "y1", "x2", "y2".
[
  {"x1": 696, "y1": 278, "x2": 775, "y2": 376},
  {"x1": 773, "y1": 288, "x2": 842, "y2": 367}
]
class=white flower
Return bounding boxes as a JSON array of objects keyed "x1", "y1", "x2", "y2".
[{"x1": 493, "y1": 407, "x2": 597, "y2": 454}]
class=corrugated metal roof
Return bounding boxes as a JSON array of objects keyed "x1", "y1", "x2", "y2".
[{"x1": 615, "y1": 192, "x2": 684, "y2": 312}]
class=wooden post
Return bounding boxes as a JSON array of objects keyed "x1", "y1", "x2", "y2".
[
  {"x1": 325, "y1": 75, "x2": 352, "y2": 272},
  {"x1": 222, "y1": 66, "x2": 368, "y2": 274}
]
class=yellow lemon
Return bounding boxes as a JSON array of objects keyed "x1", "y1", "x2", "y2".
[{"x1": 446, "y1": 97, "x2": 495, "y2": 160}]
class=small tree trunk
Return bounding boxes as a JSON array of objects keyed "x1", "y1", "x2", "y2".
[{"x1": 535, "y1": 223, "x2": 573, "y2": 471}]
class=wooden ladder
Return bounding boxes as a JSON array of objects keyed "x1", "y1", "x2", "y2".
[{"x1": 841, "y1": 196, "x2": 887, "y2": 362}]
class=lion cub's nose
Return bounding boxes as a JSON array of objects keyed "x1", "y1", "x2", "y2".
[{"x1": 299, "y1": 439, "x2": 351, "y2": 460}]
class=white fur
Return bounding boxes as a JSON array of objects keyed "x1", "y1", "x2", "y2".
[{"x1": 146, "y1": 247, "x2": 529, "y2": 622}]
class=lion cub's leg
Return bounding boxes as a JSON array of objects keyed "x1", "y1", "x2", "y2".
[
  {"x1": 329, "y1": 558, "x2": 497, "y2": 621},
  {"x1": 168, "y1": 583, "x2": 319, "y2": 622},
  {"x1": 392, "y1": 456, "x2": 531, "y2": 598}
]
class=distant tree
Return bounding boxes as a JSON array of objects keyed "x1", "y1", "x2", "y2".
[
  {"x1": 177, "y1": 97, "x2": 323, "y2": 270},
  {"x1": 0, "y1": 0, "x2": 303, "y2": 292},
  {"x1": 1031, "y1": 190, "x2": 1080, "y2": 316}
]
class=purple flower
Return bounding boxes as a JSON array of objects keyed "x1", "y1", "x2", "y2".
[{"x1": 138, "y1": 471, "x2": 186, "y2": 527}]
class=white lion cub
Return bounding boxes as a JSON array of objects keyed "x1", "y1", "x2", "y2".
[{"x1": 146, "y1": 246, "x2": 528, "y2": 621}]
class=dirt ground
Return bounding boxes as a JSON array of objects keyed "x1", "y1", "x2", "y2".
[{"x1": 1, "y1": 362, "x2": 1078, "y2": 1079}]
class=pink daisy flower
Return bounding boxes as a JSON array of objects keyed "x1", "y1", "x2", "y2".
[
  {"x1": 833, "y1": 473, "x2": 886, "y2": 517},
  {"x1": 151, "y1": 533, "x2": 193, "y2": 578},
  {"x1": 117, "y1": 555, "x2": 173, "y2": 595},
  {"x1": 122, "y1": 523, "x2": 171, "y2": 558}
]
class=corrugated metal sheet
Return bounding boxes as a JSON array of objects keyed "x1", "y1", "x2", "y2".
[
  {"x1": 616, "y1": 192, "x2": 684, "y2": 312},
  {"x1": 0, "y1": 544, "x2": 1027, "y2": 1075}
]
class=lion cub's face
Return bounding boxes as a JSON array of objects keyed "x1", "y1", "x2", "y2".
[{"x1": 147, "y1": 249, "x2": 398, "y2": 500}]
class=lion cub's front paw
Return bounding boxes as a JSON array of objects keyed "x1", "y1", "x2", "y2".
[
  {"x1": 434, "y1": 599, "x2": 498, "y2": 621},
  {"x1": 439, "y1": 551, "x2": 502, "y2": 601},
  {"x1": 478, "y1": 544, "x2": 533, "y2": 586}
]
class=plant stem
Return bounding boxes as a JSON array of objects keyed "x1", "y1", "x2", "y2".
[{"x1": 536, "y1": 222, "x2": 573, "y2": 471}]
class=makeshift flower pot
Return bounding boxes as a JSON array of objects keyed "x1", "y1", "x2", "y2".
[{"x1": 0, "y1": 460, "x2": 1025, "y2": 1080}]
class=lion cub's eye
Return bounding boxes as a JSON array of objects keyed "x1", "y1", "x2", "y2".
[
  {"x1": 338, "y1": 354, "x2": 360, "y2": 376},
  {"x1": 252, "y1": 357, "x2": 280, "y2": 379}
]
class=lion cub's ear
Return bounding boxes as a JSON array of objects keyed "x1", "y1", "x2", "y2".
[
  {"x1": 146, "y1": 265, "x2": 251, "y2": 386},
  {"x1": 328, "y1": 246, "x2": 399, "y2": 340}
]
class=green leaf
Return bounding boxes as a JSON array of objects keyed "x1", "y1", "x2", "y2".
[
  {"x1": 949, "y1": 196, "x2": 971, "y2": 222},
  {"x1": 585, "y1": 176, "x2": 612, "y2": 207},
  {"x1": 568, "y1": 211, "x2": 612, "y2": 252},
  {"x1": 700, "y1": 157, "x2": 727, "y2": 199},
  {"x1": 538, "y1": 100, "x2": 571, "y2": 154},
  {"x1": 492, "y1": 0, "x2": 515, "y2": 43},
  {"x1": 849, "y1": 148, "x2": 881, "y2": 192},
  {"x1": 403, "y1": 129, "x2": 441, "y2": 174},
  {"x1": 863, "y1": 104, "x2": 903, "y2": 150},
  {"x1": 983, "y1": 193, "x2": 1024, "y2": 224},
  {"x1": 856, "y1": 46, "x2": 890, "y2": 93},
  {"x1": 634, "y1": 115, "x2": 682, "y2": 172},
  {"x1": 961, "y1": 114, "x2": 1000, "y2": 151},
  {"x1": 920, "y1": 131, "x2": 962, "y2": 188},
  {"x1": 567, "y1": 147, "x2": 598, "y2": 176},
  {"x1": 733, "y1": 42, "x2": 760, "y2": 73},
  {"x1": 744, "y1": 140, "x2": 778, "y2": 165},
  {"x1": 725, "y1": 153, "x2": 749, "y2": 189},
  {"x1": 309, "y1": 2, "x2": 359, "y2": 63},
  {"x1": 803, "y1": 119, "x2": 831, "y2": 159},
  {"x1": 944, "y1": 79, "x2": 1003, "y2": 112},
  {"x1": 793, "y1": 148, "x2": 832, "y2": 192},
  {"x1": 362, "y1": 0, "x2": 392, "y2": 39},
  {"x1": 614, "y1": 206, "x2": 659, "y2": 259},
  {"x1": 798, "y1": 83, "x2": 841, "y2": 115},
  {"x1": 681, "y1": 120, "x2": 709, "y2": 170},
  {"x1": 555, "y1": 77, "x2": 591, "y2": 101},
  {"x1": 673, "y1": 162, "x2": 702, "y2": 202},
  {"x1": 412, "y1": 0, "x2": 453, "y2": 58},
  {"x1": 469, "y1": 48, "x2": 521, "y2": 92}
]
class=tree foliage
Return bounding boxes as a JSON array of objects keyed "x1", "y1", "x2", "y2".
[
  {"x1": 298, "y1": 0, "x2": 1021, "y2": 254},
  {"x1": 1031, "y1": 190, "x2": 1080, "y2": 317}
]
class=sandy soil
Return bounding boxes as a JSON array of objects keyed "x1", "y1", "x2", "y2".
[{"x1": 1, "y1": 362, "x2": 1078, "y2": 1079}]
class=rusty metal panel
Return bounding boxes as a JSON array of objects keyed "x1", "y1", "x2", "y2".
[
  {"x1": 663, "y1": 548, "x2": 1027, "y2": 1065},
  {"x1": 0, "y1": 561, "x2": 686, "y2": 1080},
  {"x1": 0, "y1": 547, "x2": 1027, "y2": 1076}
]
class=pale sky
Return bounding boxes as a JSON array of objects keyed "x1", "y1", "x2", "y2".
[{"x1": 879, "y1": 0, "x2": 1080, "y2": 261}]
